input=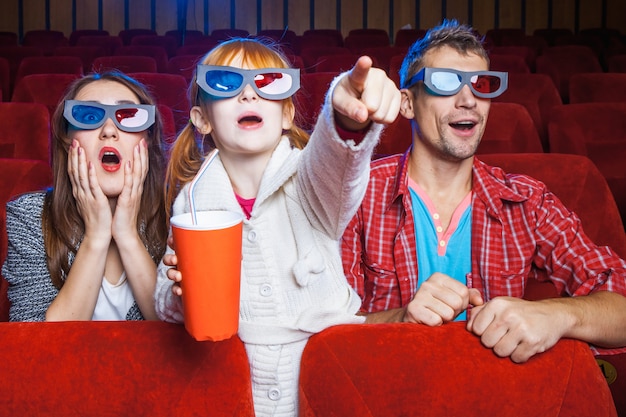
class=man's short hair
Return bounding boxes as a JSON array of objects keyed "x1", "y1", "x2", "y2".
[{"x1": 399, "y1": 19, "x2": 489, "y2": 89}]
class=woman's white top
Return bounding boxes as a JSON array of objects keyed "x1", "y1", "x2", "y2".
[{"x1": 92, "y1": 272, "x2": 134, "y2": 321}]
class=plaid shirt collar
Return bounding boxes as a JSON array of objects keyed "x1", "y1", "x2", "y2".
[{"x1": 386, "y1": 149, "x2": 529, "y2": 217}]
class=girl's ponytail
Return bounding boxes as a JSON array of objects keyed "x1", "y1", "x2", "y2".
[{"x1": 164, "y1": 123, "x2": 204, "y2": 218}]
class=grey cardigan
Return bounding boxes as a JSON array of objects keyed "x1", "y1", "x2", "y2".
[{"x1": 2, "y1": 192, "x2": 143, "y2": 321}]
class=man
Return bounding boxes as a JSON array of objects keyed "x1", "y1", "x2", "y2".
[{"x1": 341, "y1": 20, "x2": 626, "y2": 363}]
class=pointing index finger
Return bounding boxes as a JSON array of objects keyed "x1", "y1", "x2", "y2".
[{"x1": 347, "y1": 56, "x2": 374, "y2": 94}]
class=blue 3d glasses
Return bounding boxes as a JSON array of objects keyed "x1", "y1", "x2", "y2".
[
  {"x1": 64, "y1": 100, "x2": 156, "y2": 132},
  {"x1": 196, "y1": 65, "x2": 300, "y2": 100},
  {"x1": 403, "y1": 67, "x2": 508, "y2": 98}
]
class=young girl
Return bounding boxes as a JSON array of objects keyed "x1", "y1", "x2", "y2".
[
  {"x1": 3, "y1": 71, "x2": 168, "y2": 321},
  {"x1": 155, "y1": 38, "x2": 400, "y2": 416}
]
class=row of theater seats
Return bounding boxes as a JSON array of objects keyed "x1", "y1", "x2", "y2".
[
  {"x1": 1, "y1": 27, "x2": 625, "y2": 99},
  {"x1": 1, "y1": 28, "x2": 626, "y2": 415}
]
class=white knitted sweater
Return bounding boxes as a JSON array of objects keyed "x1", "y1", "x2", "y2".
[{"x1": 154, "y1": 75, "x2": 381, "y2": 415}]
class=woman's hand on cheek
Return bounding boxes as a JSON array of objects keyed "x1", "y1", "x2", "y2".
[
  {"x1": 112, "y1": 139, "x2": 148, "y2": 241},
  {"x1": 67, "y1": 139, "x2": 112, "y2": 244}
]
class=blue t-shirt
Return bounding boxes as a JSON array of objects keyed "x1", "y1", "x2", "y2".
[{"x1": 409, "y1": 182, "x2": 472, "y2": 320}]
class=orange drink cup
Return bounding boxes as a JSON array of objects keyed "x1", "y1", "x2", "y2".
[{"x1": 170, "y1": 210, "x2": 243, "y2": 341}]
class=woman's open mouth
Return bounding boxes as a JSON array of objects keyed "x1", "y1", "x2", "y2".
[{"x1": 99, "y1": 147, "x2": 122, "y2": 172}]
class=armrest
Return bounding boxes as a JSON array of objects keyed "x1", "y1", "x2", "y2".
[
  {"x1": 0, "y1": 321, "x2": 254, "y2": 416},
  {"x1": 299, "y1": 322, "x2": 617, "y2": 417}
]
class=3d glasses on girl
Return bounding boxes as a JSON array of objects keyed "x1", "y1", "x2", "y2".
[
  {"x1": 63, "y1": 100, "x2": 156, "y2": 132},
  {"x1": 196, "y1": 65, "x2": 300, "y2": 100},
  {"x1": 403, "y1": 68, "x2": 508, "y2": 98}
]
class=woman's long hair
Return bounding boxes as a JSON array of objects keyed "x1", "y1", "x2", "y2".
[
  {"x1": 44, "y1": 71, "x2": 168, "y2": 289},
  {"x1": 164, "y1": 38, "x2": 310, "y2": 217}
]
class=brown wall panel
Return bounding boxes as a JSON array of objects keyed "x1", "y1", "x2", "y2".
[
  {"x1": 75, "y1": 0, "x2": 100, "y2": 31},
  {"x1": 393, "y1": 0, "x2": 416, "y2": 33},
  {"x1": 447, "y1": 0, "x2": 469, "y2": 25},
  {"x1": 261, "y1": 0, "x2": 284, "y2": 31},
  {"x1": 340, "y1": 0, "x2": 363, "y2": 37},
  {"x1": 49, "y1": 0, "x2": 73, "y2": 35},
  {"x1": 578, "y1": 0, "x2": 603, "y2": 31},
  {"x1": 498, "y1": 0, "x2": 523, "y2": 29},
  {"x1": 1, "y1": 0, "x2": 626, "y2": 40},
  {"x1": 472, "y1": 0, "x2": 495, "y2": 34},
  {"x1": 208, "y1": 0, "x2": 231, "y2": 33},
  {"x1": 234, "y1": 0, "x2": 256, "y2": 34},
  {"x1": 420, "y1": 0, "x2": 443, "y2": 31},
  {"x1": 366, "y1": 1, "x2": 390, "y2": 34},
  {"x1": 186, "y1": 0, "x2": 206, "y2": 33},
  {"x1": 313, "y1": 0, "x2": 337, "y2": 31},
  {"x1": 525, "y1": 0, "x2": 549, "y2": 35},
  {"x1": 23, "y1": 0, "x2": 46, "y2": 34},
  {"x1": 101, "y1": 0, "x2": 125, "y2": 36},
  {"x1": 287, "y1": 0, "x2": 310, "y2": 35},
  {"x1": 129, "y1": 0, "x2": 154, "y2": 32},
  {"x1": 0, "y1": 1, "x2": 19, "y2": 34},
  {"x1": 607, "y1": 0, "x2": 626, "y2": 33},
  {"x1": 551, "y1": 0, "x2": 577, "y2": 32}
]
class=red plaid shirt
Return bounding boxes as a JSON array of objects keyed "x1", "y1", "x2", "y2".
[{"x1": 342, "y1": 151, "x2": 626, "y2": 352}]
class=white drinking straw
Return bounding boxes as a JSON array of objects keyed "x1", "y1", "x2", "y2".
[{"x1": 188, "y1": 149, "x2": 219, "y2": 225}]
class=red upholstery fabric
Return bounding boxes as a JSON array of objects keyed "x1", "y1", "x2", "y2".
[
  {"x1": 0, "y1": 56, "x2": 9, "y2": 101},
  {"x1": 11, "y1": 73, "x2": 81, "y2": 116},
  {"x1": 494, "y1": 72, "x2": 562, "y2": 150},
  {"x1": 300, "y1": 323, "x2": 617, "y2": 417},
  {"x1": 115, "y1": 45, "x2": 169, "y2": 73},
  {"x1": 130, "y1": 35, "x2": 179, "y2": 57},
  {"x1": 485, "y1": 28, "x2": 526, "y2": 46},
  {"x1": 295, "y1": 72, "x2": 338, "y2": 131},
  {"x1": 68, "y1": 29, "x2": 109, "y2": 46},
  {"x1": 176, "y1": 42, "x2": 219, "y2": 58},
  {"x1": 361, "y1": 46, "x2": 407, "y2": 74},
  {"x1": 21, "y1": 30, "x2": 69, "y2": 55},
  {"x1": 0, "y1": 159, "x2": 53, "y2": 321},
  {"x1": 536, "y1": 45, "x2": 603, "y2": 102},
  {"x1": 210, "y1": 28, "x2": 250, "y2": 42},
  {"x1": 313, "y1": 54, "x2": 361, "y2": 73},
  {"x1": 344, "y1": 33, "x2": 391, "y2": 55},
  {"x1": 533, "y1": 28, "x2": 574, "y2": 46},
  {"x1": 14, "y1": 55, "x2": 83, "y2": 86},
  {"x1": 489, "y1": 45, "x2": 537, "y2": 71},
  {"x1": 92, "y1": 55, "x2": 158, "y2": 74},
  {"x1": 54, "y1": 46, "x2": 107, "y2": 73},
  {"x1": 478, "y1": 153, "x2": 626, "y2": 259},
  {"x1": 0, "y1": 102, "x2": 50, "y2": 162},
  {"x1": 128, "y1": 72, "x2": 191, "y2": 132},
  {"x1": 489, "y1": 53, "x2": 531, "y2": 73},
  {"x1": 118, "y1": 28, "x2": 157, "y2": 46},
  {"x1": 479, "y1": 153, "x2": 626, "y2": 415},
  {"x1": 609, "y1": 54, "x2": 626, "y2": 73},
  {"x1": 547, "y1": 103, "x2": 626, "y2": 229},
  {"x1": 569, "y1": 73, "x2": 626, "y2": 103},
  {"x1": 394, "y1": 29, "x2": 426, "y2": 47},
  {"x1": 479, "y1": 102, "x2": 544, "y2": 154},
  {"x1": 167, "y1": 54, "x2": 201, "y2": 82},
  {"x1": 299, "y1": 46, "x2": 351, "y2": 71},
  {"x1": 0, "y1": 321, "x2": 255, "y2": 416},
  {"x1": 76, "y1": 35, "x2": 123, "y2": 56},
  {"x1": 376, "y1": 115, "x2": 412, "y2": 157},
  {"x1": 158, "y1": 103, "x2": 178, "y2": 147},
  {"x1": 0, "y1": 46, "x2": 44, "y2": 95}
]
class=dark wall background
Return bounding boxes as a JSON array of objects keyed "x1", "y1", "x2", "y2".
[{"x1": 1, "y1": 0, "x2": 625, "y2": 41}]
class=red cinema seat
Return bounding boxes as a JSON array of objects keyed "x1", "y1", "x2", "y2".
[{"x1": 0, "y1": 102, "x2": 51, "y2": 163}]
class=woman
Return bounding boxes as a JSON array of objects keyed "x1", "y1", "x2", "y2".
[{"x1": 3, "y1": 71, "x2": 168, "y2": 321}]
